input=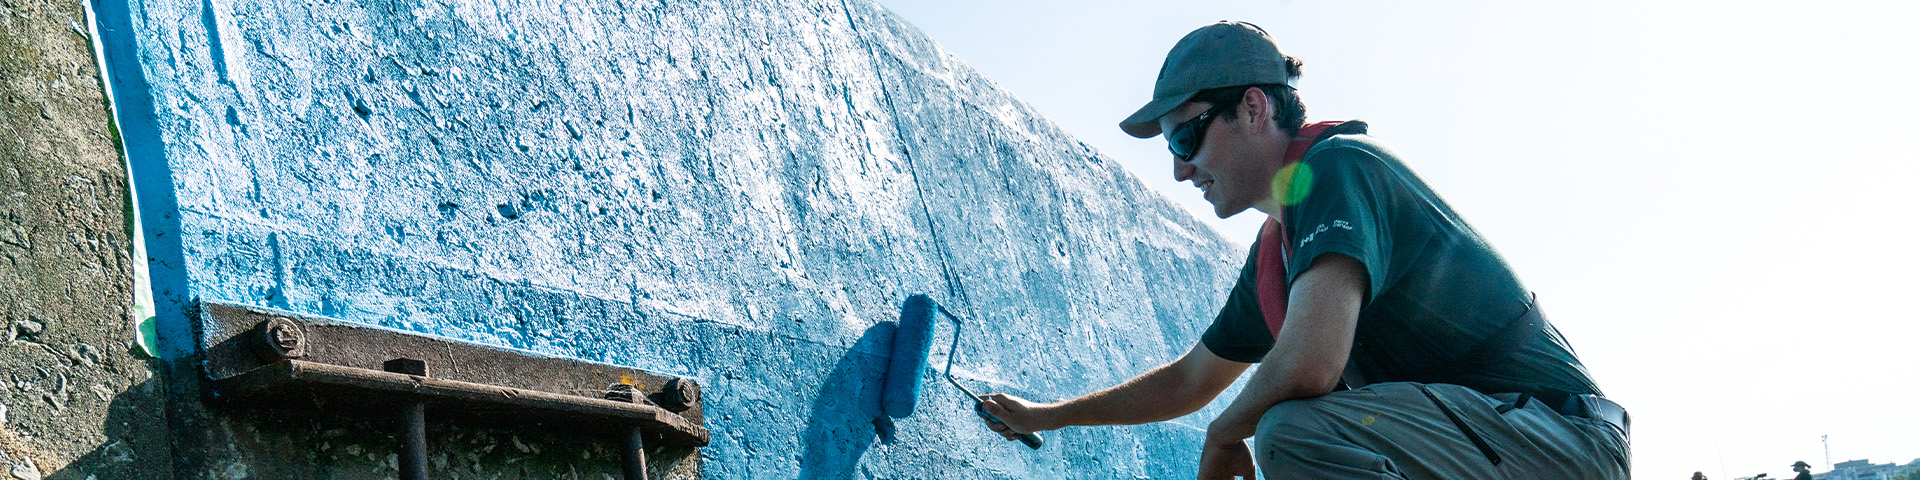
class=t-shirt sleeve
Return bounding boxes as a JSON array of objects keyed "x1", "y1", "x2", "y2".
[
  {"x1": 1200, "y1": 238, "x2": 1274, "y2": 363},
  {"x1": 1282, "y1": 144, "x2": 1397, "y2": 302}
]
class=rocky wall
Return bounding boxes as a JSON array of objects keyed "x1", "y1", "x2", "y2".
[{"x1": 91, "y1": 0, "x2": 1251, "y2": 476}]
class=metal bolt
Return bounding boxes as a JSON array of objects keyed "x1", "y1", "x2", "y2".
[
  {"x1": 254, "y1": 317, "x2": 305, "y2": 360},
  {"x1": 655, "y1": 378, "x2": 698, "y2": 413}
]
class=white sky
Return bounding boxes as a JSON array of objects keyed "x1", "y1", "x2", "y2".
[{"x1": 873, "y1": 0, "x2": 1920, "y2": 478}]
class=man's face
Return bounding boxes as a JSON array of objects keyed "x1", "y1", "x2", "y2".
[{"x1": 1157, "y1": 94, "x2": 1281, "y2": 219}]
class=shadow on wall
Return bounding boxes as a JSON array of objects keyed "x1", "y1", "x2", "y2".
[
  {"x1": 39, "y1": 354, "x2": 173, "y2": 480},
  {"x1": 799, "y1": 321, "x2": 895, "y2": 479}
]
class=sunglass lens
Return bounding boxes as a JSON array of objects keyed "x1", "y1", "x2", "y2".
[{"x1": 1167, "y1": 127, "x2": 1195, "y2": 160}]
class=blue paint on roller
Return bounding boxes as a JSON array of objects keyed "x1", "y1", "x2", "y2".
[{"x1": 882, "y1": 294, "x2": 938, "y2": 418}]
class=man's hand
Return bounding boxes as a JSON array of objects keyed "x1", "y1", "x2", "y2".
[
  {"x1": 978, "y1": 393, "x2": 1054, "y2": 440},
  {"x1": 1196, "y1": 428, "x2": 1256, "y2": 480}
]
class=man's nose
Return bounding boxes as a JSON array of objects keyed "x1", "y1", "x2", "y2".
[{"x1": 1172, "y1": 157, "x2": 1196, "y2": 182}]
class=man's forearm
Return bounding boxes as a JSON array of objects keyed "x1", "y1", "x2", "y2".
[
  {"x1": 1214, "y1": 326, "x2": 1353, "y2": 426},
  {"x1": 1044, "y1": 345, "x2": 1249, "y2": 430},
  {"x1": 1049, "y1": 365, "x2": 1207, "y2": 428},
  {"x1": 1209, "y1": 348, "x2": 1340, "y2": 434}
]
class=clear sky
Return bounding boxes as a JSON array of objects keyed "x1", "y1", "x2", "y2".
[{"x1": 872, "y1": 0, "x2": 1920, "y2": 478}]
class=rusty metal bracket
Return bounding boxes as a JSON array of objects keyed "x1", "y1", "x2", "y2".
[{"x1": 199, "y1": 301, "x2": 706, "y2": 479}]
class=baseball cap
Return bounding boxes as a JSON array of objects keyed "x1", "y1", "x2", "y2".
[{"x1": 1119, "y1": 21, "x2": 1298, "y2": 139}]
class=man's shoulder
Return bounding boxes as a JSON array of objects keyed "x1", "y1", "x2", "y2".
[
  {"x1": 1304, "y1": 133, "x2": 1397, "y2": 164},
  {"x1": 1295, "y1": 134, "x2": 1405, "y2": 189}
]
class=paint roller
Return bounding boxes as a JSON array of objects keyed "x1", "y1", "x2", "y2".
[{"x1": 881, "y1": 294, "x2": 1044, "y2": 449}]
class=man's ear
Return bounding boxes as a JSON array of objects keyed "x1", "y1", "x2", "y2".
[{"x1": 1240, "y1": 86, "x2": 1271, "y2": 127}]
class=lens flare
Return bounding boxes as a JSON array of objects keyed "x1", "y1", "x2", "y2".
[{"x1": 1271, "y1": 161, "x2": 1314, "y2": 206}]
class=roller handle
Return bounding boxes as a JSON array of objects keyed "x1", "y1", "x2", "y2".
[{"x1": 974, "y1": 402, "x2": 1045, "y2": 450}]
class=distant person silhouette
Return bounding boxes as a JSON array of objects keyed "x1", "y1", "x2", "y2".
[{"x1": 1792, "y1": 461, "x2": 1813, "y2": 480}]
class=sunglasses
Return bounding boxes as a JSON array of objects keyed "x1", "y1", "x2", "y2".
[{"x1": 1166, "y1": 102, "x2": 1235, "y2": 162}]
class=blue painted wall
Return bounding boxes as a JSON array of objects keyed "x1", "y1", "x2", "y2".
[{"x1": 109, "y1": 0, "x2": 1248, "y2": 476}]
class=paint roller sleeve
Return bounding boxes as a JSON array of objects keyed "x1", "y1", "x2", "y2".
[{"x1": 881, "y1": 294, "x2": 938, "y2": 419}]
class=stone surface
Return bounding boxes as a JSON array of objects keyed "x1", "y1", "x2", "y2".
[
  {"x1": 94, "y1": 0, "x2": 1250, "y2": 477},
  {"x1": 8, "y1": 458, "x2": 39, "y2": 480},
  {"x1": 0, "y1": 0, "x2": 176, "y2": 476}
]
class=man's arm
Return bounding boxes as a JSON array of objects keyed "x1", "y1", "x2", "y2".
[
  {"x1": 1198, "y1": 253, "x2": 1367, "y2": 471},
  {"x1": 979, "y1": 339, "x2": 1251, "y2": 437},
  {"x1": 979, "y1": 253, "x2": 1363, "y2": 447}
]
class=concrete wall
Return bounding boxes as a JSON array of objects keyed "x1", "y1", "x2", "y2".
[
  {"x1": 0, "y1": 0, "x2": 176, "y2": 476},
  {"x1": 89, "y1": 0, "x2": 1250, "y2": 476}
]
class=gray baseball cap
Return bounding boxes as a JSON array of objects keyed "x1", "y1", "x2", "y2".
[{"x1": 1119, "y1": 21, "x2": 1298, "y2": 139}]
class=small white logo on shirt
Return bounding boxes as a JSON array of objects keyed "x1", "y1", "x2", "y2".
[{"x1": 1298, "y1": 220, "x2": 1354, "y2": 248}]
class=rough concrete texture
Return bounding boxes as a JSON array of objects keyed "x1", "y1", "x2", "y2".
[
  {"x1": 99, "y1": 0, "x2": 1250, "y2": 476},
  {"x1": 161, "y1": 398, "x2": 700, "y2": 480},
  {"x1": 0, "y1": 0, "x2": 176, "y2": 476}
]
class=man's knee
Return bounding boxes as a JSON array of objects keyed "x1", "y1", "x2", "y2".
[
  {"x1": 1255, "y1": 396, "x2": 1326, "y2": 442},
  {"x1": 1254, "y1": 398, "x2": 1324, "y2": 471},
  {"x1": 1255, "y1": 386, "x2": 1395, "y2": 440},
  {"x1": 1253, "y1": 394, "x2": 1406, "y2": 477},
  {"x1": 1254, "y1": 393, "x2": 1366, "y2": 462}
]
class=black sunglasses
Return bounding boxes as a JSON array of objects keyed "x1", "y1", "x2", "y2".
[{"x1": 1166, "y1": 102, "x2": 1235, "y2": 162}]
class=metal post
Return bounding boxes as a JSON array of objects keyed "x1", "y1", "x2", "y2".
[
  {"x1": 386, "y1": 358, "x2": 432, "y2": 480},
  {"x1": 400, "y1": 399, "x2": 429, "y2": 480},
  {"x1": 623, "y1": 426, "x2": 648, "y2": 480}
]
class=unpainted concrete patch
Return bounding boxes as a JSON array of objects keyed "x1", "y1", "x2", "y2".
[{"x1": 0, "y1": 0, "x2": 175, "y2": 475}]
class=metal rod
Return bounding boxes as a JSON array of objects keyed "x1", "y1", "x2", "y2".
[
  {"x1": 399, "y1": 399, "x2": 429, "y2": 480},
  {"x1": 622, "y1": 426, "x2": 649, "y2": 480},
  {"x1": 939, "y1": 307, "x2": 1045, "y2": 450},
  {"x1": 216, "y1": 360, "x2": 710, "y2": 446}
]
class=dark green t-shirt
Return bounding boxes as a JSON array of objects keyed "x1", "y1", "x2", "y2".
[{"x1": 1200, "y1": 134, "x2": 1602, "y2": 401}]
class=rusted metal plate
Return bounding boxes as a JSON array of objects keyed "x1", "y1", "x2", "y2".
[
  {"x1": 199, "y1": 301, "x2": 707, "y2": 446},
  {"x1": 212, "y1": 360, "x2": 708, "y2": 445}
]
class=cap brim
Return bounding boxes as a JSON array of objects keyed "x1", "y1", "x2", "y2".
[{"x1": 1119, "y1": 94, "x2": 1190, "y2": 139}]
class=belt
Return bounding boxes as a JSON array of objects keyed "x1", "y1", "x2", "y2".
[{"x1": 1560, "y1": 394, "x2": 1631, "y2": 442}]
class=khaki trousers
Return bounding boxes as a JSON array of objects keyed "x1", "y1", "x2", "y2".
[{"x1": 1253, "y1": 382, "x2": 1630, "y2": 479}]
